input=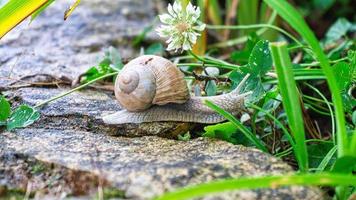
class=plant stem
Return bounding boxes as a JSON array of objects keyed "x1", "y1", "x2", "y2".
[
  {"x1": 209, "y1": 11, "x2": 278, "y2": 48},
  {"x1": 34, "y1": 72, "x2": 118, "y2": 109},
  {"x1": 188, "y1": 50, "x2": 239, "y2": 69},
  {"x1": 207, "y1": 23, "x2": 302, "y2": 48},
  {"x1": 299, "y1": 57, "x2": 349, "y2": 67},
  {"x1": 304, "y1": 82, "x2": 335, "y2": 144}
]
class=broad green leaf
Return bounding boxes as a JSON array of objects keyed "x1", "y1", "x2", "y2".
[
  {"x1": 229, "y1": 70, "x2": 264, "y2": 103},
  {"x1": 229, "y1": 40, "x2": 271, "y2": 103},
  {"x1": 31, "y1": 0, "x2": 55, "y2": 21},
  {"x1": 0, "y1": 95, "x2": 11, "y2": 121},
  {"x1": 248, "y1": 40, "x2": 272, "y2": 77},
  {"x1": 203, "y1": 122, "x2": 238, "y2": 143},
  {"x1": 331, "y1": 156, "x2": 356, "y2": 174},
  {"x1": 7, "y1": 105, "x2": 40, "y2": 131},
  {"x1": 332, "y1": 62, "x2": 352, "y2": 91},
  {"x1": 352, "y1": 111, "x2": 356, "y2": 126},
  {"x1": 0, "y1": 0, "x2": 49, "y2": 38},
  {"x1": 81, "y1": 47, "x2": 122, "y2": 83},
  {"x1": 80, "y1": 58, "x2": 111, "y2": 83},
  {"x1": 205, "y1": 80, "x2": 217, "y2": 96},
  {"x1": 230, "y1": 34, "x2": 260, "y2": 65},
  {"x1": 325, "y1": 18, "x2": 354, "y2": 44},
  {"x1": 145, "y1": 43, "x2": 164, "y2": 56}
]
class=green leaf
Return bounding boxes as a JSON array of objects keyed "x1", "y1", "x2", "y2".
[
  {"x1": 178, "y1": 132, "x2": 191, "y2": 141},
  {"x1": 229, "y1": 40, "x2": 271, "y2": 103},
  {"x1": 248, "y1": 40, "x2": 272, "y2": 77},
  {"x1": 80, "y1": 47, "x2": 122, "y2": 83},
  {"x1": 341, "y1": 92, "x2": 355, "y2": 113},
  {"x1": 204, "y1": 100, "x2": 268, "y2": 152},
  {"x1": 325, "y1": 18, "x2": 354, "y2": 44},
  {"x1": 229, "y1": 70, "x2": 264, "y2": 103},
  {"x1": 203, "y1": 122, "x2": 238, "y2": 144},
  {"x1": 307, "y1": 143, "x2": 336, "y2": 169},
  {"x1": 0, "y1": 95, "x2": 11, "y2": 121},
  {"x1": 205, "y1": 80, "x2": 217, "y2": 96},
  {"x1": 327, "y1": 40, "x2": 353, "y2": 59},
  {"x1": 352, "y1": 111, "x2": 356, "y2": 126},
  {"x1": 230, "y1": 34, "x2": 260, "y2": 65},
  {"x1": 331, "y1": 156, "x2": 356, "y2": 174},
  {"x1": 107, "y1": 46, "x2": 124, "y2": 70},
  {"x1": 332, "y1": 62, "x2": 352, "y2": 91},
  {"x1": 145, "y1": 43, "x2": 164, "y2": 56},
  {"x1": 7, "y1": 105, "x2": 40, "y2": 131}
]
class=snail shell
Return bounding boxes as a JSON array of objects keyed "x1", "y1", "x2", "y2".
[
  {"x1": 103, "y1": 54, "x2": 252, "y2": 124},
  {"x1": 115, "y1": 55, "x2": 190, "y2": 111}
]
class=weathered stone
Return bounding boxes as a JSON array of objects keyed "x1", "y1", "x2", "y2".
[
  {"x1": 6, "y1": 87, "x2": 192, "y2": 138},
  {"x1": 1, "y1": 129, "x2": 323, "y2": 199},
  {"x1": 0, "y1": 0, "x2": 158, "y2": 87}
]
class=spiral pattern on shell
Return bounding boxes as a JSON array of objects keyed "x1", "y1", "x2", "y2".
[{"x1": 114, "y1": 55, "x2": 190, "y2": 111}]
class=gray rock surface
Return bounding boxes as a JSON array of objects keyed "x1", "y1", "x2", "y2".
[{"x1": 0, "y1": 0, "x2": 324, "y2": 199}]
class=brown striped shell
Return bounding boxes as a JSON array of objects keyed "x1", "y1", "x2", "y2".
[{"x1": 114, "y1": 55, "x2": 190, "y2": 111}]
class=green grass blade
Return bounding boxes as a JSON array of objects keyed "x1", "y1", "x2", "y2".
[
  {"x1": 270, "y1": 42, "x2": 308, "y2": 172},
  {"x1": 264, "y1": 0, "x2": 348, "y2": 157},
  {"x1": 304, "y1": 82, "x2": 336, "y2": 144},
  {"x1": 207, "y1": 0, "x2": 222, "y2": 25},
  {"x1": 237, "y1": 0, "x2": 258, "y2": 35},
  {"x1": 248, "y1": 104, "x2": 295, "y2": 146},
  {"x1": 0, "y1": 0, "x2": 49, "y2": 38},
  {"x1": 154, "y1": 173, "x2": 356, "y2": 200},
  {"x1": 315, "y1": 145, "x2": 337, "y2": 172},
  {"x1": 204, "y1": 100, "x2": 268, "y2": 152}
]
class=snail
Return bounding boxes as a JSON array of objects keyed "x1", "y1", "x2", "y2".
[{"x1": 102, "y1": 55, "x2": 251, "y2": 124}]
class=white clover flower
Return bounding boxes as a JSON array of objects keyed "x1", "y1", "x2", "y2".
[{"x1": 156, "y1": 1, "x2": 206, "y2": 52}]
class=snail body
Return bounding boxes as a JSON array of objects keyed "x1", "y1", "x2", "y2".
[{"x1": 103, "y1": 55, "x2": 251, "y2": 124}]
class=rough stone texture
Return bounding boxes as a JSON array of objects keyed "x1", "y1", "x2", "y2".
[
  {"x1": 1, "y1": 130, "x2": 323, "y2": 200},
  {"x1": 4, "y1": 87, "x2": 193, "y2": 138},
  {"x1": 0, "y1": 0, "x2": 158, "y2": 87},
  {"x1": 0, "y1": 0, "x2": 324, "y2": 199}
]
